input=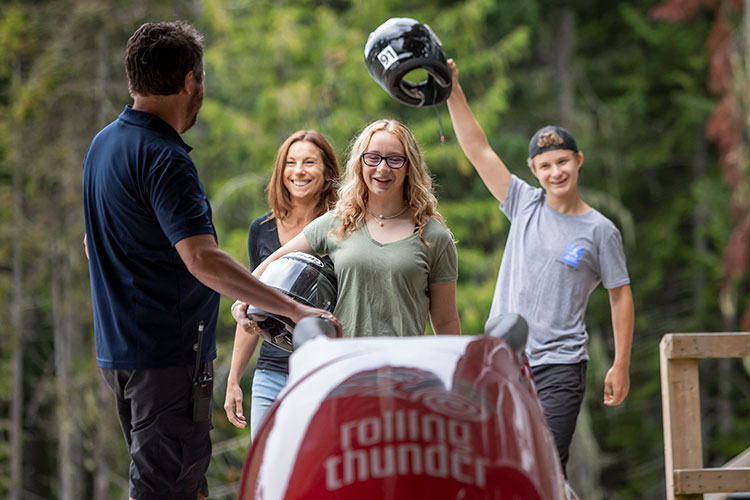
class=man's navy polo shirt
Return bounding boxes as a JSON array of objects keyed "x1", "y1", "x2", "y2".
[{"x1": 83, "y1": 106, "x2": 219, "y2": 370}]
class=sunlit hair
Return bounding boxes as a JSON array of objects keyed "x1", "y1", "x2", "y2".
[
  {"x1": 335, "y1": 119, "x2": 445, "y2": 243},
  {"x1": 125, "y1": 21, "x2": 204, "y2": 97},
  {"x1": 267, "y1": 130, "x2": 340, "y2": 222}
]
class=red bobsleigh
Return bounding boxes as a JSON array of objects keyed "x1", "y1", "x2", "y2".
[{"x1": 238, "y1": 313, "x2": 577, "y2": 500}]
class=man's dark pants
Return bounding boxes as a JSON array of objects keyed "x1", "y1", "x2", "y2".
[{"x1": 102, "y1": 363, "x2": 212, "y2": 500}]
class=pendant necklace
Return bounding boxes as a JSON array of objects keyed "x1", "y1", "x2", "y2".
[{"x1": 366, "y1": 204, "x2": 408, "y2": 226}]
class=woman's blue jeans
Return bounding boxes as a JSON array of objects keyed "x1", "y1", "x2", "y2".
[{"x1": 250, "y1": 368, "x2": 289, "y2": 438}]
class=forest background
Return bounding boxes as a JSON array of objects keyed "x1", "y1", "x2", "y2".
[{"x1": 1, "y1": 0, "x2": 749, "y2": 499}]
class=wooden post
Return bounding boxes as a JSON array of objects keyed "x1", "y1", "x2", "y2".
[
  {"x1": 661, "y1": 335, "x2": 704, "y2": 500},
  {"x1": 661, "y1": 333, "x2": 750, "y2": 500}
]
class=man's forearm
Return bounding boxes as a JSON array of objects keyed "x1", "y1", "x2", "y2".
[
  {"x1": 177, "y1": 236, "x2": 305, "y2": 322},
  {"x1": 200, "y1": 250, "x2": 303, "y2": 320}
]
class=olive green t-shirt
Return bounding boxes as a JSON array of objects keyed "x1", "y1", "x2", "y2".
[{"x1": 303, "y1": 212, "x2": 457, "y2": 338}]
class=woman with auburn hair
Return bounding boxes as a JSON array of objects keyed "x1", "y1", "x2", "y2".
[
  {"x1": 224, "y1": 130, "x2": 340, "y2": 435},
  {"x1": 250, "y1": 119, "x2": 461, "y2": 340}
]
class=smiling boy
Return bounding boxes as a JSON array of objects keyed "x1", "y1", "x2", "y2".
[{"x1": 446, "y1": 60, "x2": 634, "y2": 476}]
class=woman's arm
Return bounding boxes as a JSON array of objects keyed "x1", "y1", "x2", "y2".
[
  {"x1": 252, "y1": 231, "x2": 315, "y2": 277},
  {"x1": 428, "y1": 281, "x2": 461, "y2": 335},
  {"x1": 223, "y1": 322, "x2": 260, "y2": 428}
]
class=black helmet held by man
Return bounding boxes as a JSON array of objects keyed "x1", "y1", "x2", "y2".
[{"x1": 246, "y1": 252, "x2": 338, "y2": 352}]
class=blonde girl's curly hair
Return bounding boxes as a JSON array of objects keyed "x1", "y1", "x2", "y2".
[{"x1": 334, "y1": 119, "x2": 445, "y2": 243}]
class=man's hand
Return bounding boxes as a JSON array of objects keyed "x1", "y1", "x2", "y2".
[
  {"x1": 603, "y1": 362, "x2": 630, "y2": 406},
  {"x1": 293, "y1": 304, "x2": 342, "y2": 338},
  {"x1": 224, "y1": 381, "x2": 247, "y2": 429},
  {"x1": 234, "y1": 301, "x2": 340, "y2": 337}
]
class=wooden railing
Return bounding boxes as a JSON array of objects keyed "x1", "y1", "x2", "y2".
[{"x1": 661, "y1": 333, "x2": 750, "y2": 500}]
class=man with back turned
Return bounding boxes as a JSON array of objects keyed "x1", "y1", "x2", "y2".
[{"x1": 83, "y1": 21, "x2": 339, "y2": 500}]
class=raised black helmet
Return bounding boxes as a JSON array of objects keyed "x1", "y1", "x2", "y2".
[
  {"x1": 364, "y1": 17, "x2": 452, "y2": 107},
  {"x1": 246, "y1": 252, "x2": 337, "y2": 352}
]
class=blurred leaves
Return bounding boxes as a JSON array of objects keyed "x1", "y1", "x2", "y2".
[{"x1": 0, "y1": 0, "x2": 748, "y2": 498}]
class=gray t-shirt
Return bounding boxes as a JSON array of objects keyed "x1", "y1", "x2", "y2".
[
  {"x1": 490, "y1": 175, "x2": 630, "y2": 366},
  {"x1": 304, "y1": 212, "x2": 458, "y2": 338}
]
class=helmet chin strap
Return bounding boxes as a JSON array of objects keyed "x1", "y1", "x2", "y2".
[
  {"x1": 435, "y1": 105, "x2": 445, "y2": 144},
  {"x1": 397, "y1": 75, "x2": 447, "y2": 144}
]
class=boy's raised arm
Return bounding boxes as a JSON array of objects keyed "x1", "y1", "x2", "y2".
[{"x1": 446, "y1": 58, "x2": 513, "y2": 204}]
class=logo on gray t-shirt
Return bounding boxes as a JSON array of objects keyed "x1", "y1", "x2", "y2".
[{"x1": 560, "y1": 243, "x2": 585, "y2": 268}]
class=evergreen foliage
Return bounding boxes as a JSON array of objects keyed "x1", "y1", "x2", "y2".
[{"x1": 0, "y1": 0, "x2": 747, "y2": 498}]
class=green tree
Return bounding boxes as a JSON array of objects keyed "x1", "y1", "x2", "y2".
[{"x1": 0, "y1": 0, "x2": 745, "y2": 498}]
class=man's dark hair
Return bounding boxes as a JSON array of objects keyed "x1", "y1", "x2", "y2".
[{"x1": 125, "y1": 21, "x2": 204, "y2": 97}]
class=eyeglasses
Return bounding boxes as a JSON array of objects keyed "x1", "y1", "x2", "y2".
[{"x1": 360, "y1": 152, "x2": 407, "y2": 169}]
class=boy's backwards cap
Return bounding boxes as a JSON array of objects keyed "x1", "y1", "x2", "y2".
[{"x1": 528, "y1": 125, "x2": 579, "y2": 158}]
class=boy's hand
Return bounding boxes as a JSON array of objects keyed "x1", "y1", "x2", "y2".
[{"x1": 603, "y1": 363, "x2": 630, "y2": 406}]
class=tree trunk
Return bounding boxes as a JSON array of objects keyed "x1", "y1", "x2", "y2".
[
  {"x1": 745, "y1": 0, "x2": 750, "y2": 138},
  {"x1": 692, "y1": 125, "x2": 718, "y2": 465},
  {"x1": 714, "y1": 309, "x2": 734, "y2": 461},
  {"x1": 53, "y1": 237, "x2": 84, "y2": 500},
  {"x1": 63, "y1": 246, "x2": 84, "y2": 497},
  {"x1": 692, "y1": 126, "x2": 708, "y2": 315},
  {"x1": 555, "y1": 8, "x2": 575, "y2": 127},
  {"x1": 93, "y1": 379, "x2": 114, "y2": 500},
  {"x1": 9, "y1": 55, "x2": 24, "y2": 500},
  {"x1": 52, "y1": 250, "x2": 72, "y2": 500},
  {"x1": 92, "y1": 17, "x2": 114, "y2": 500},
  {"x1": 568, "y1": 332, "x2": 606, "y2": 500}
]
